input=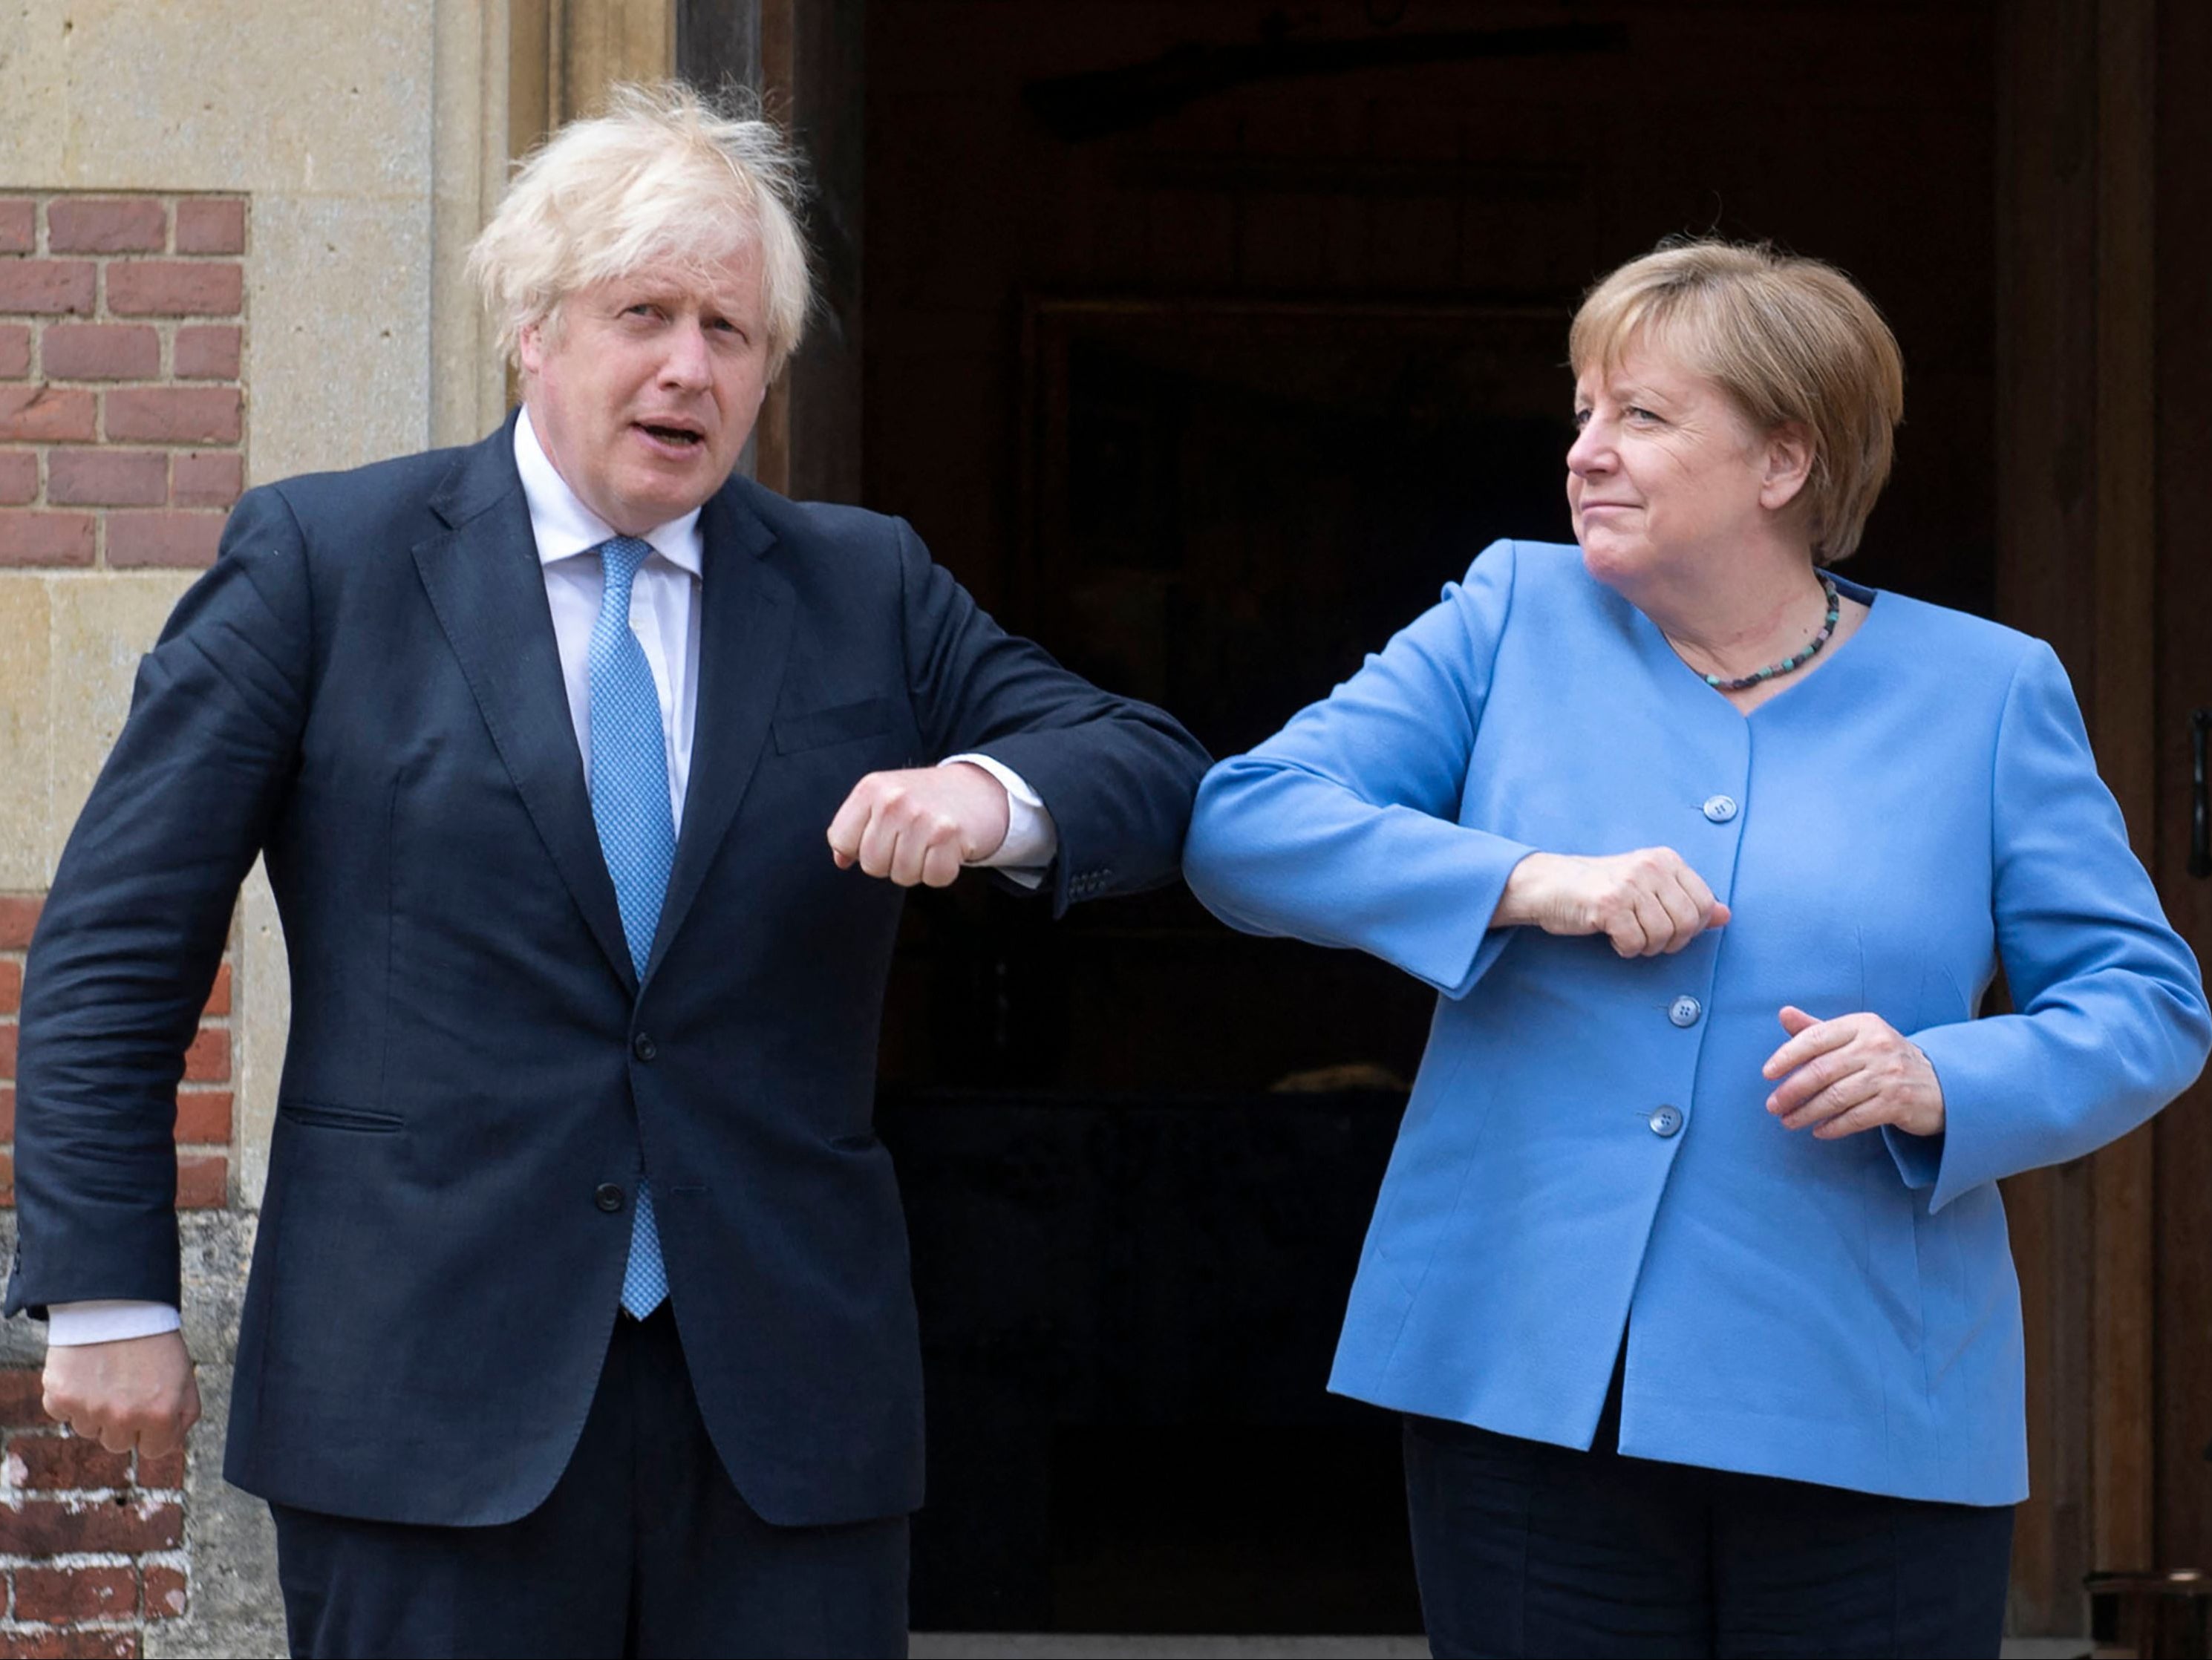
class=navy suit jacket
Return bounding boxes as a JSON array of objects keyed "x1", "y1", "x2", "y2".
[{"x1": 5, "y1": 415, "x2": 1209, "y2": 1527}]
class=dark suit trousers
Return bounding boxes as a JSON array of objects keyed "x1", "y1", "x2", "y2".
[
  {"x1": 1401, "y1": 1360, "x2": 2013, "y2": 1660},
  {"x1": 269, "y1": 1309, "x2": 908, "y2": 1659}
]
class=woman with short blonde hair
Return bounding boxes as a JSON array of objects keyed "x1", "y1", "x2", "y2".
[
  {"x1": 1185, "y1": 239, "x2": 2208, "y2": 1658},
  {"x1": 1569, "y1": 240, "x2": 1903, "y2": 561}
]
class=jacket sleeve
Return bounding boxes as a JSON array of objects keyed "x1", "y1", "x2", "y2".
[
  {"x1": 892, "y1": 517, "x2": 1210, "y2": 915},
  {"x1": 6, "y1": 486, "x2": 313, "y2": 1316},
  {"x1": 1895, "y1": 639, "x2": 2210, "y2": 1211},
  {"x1": 1181, "y1": 540, "x2": 1536, "y2": 998}
]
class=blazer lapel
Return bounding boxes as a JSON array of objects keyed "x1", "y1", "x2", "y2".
[
  {"x1": 411, "y1": 422, "x2": 638, "y2": 994},
  {"x1": 643, "y1": 483, "x2": 795, "y2": 984}
]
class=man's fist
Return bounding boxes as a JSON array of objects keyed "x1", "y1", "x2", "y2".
[
  {"x1": 826, "y1": 762, "x2": 1011, "y2": 887},
  {"x1": 43, "y1": 1330, "x2": 200, "y2": 1456}
]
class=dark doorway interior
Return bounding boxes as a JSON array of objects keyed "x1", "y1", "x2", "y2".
[
  {"x1": 846, "y1": 0, "x2": 1999, "y2": 1634},
  {"x1": 866, "y1": 0, "x2": 1998, "y2": 1099}
]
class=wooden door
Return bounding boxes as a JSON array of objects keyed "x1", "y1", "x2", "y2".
[{"x1": 1997, "y1": 0, "x2": 2212, "y2": 1632}]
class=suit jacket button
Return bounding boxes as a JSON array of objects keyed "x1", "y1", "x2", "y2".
[
  {"x1": 1702, "y1": 794, "x2": 1739, "y2": 823},
  {"x1": 595, "y1": 1183, "x2": 625, "y2": 1213},
  {"x1": 1648, "y1": 1105, "x2": 1685, "y2": 1138},
  {"x1": 1668, "y1": 996, "x2": 1703, "y2": 1027},
  {"x1": 632, "y1": 1032, "x2": 658, "y2": 1062}
]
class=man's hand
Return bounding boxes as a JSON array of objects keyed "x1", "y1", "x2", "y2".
[
  {"x1": 1761, "y1": 1004, "x2": 1946, "y2": 1140},
  {"x1": 826, "y1": 762, "x2": 1011, "y2": 888},
  {"x1": 43, "y1": 1330, "x2": 200, "y2": 1456},
  {"x1": 1492, "y1": 848, "x2": 1731, "y2": 957}
]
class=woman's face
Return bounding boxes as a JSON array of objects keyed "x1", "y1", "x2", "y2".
[{"x1": 1567, "y1": 340, "x2": 1797, "y2": 592}]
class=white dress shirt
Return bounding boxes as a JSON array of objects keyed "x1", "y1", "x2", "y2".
[{"x1": 46, "y1": 410, "x2": 1057, "y2": 1347}]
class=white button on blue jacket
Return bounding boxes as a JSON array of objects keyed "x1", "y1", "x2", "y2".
[{"x1": 1183, "y1": 540, "x2": 2210, "y2": 1506}]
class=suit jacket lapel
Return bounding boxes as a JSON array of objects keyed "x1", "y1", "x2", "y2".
[
  {"x1": 411, "y1": 420, "x2": 639, "y2": 994},
  {"x1": 643, "y1": 483, "x2": 794, "y2": 984}
]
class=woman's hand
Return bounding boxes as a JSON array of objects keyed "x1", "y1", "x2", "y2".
[
  {"x1": 1761, "y1": 1005, "x2": 1945, "y2": 1138},
  {"x1": 1492, "y1": 849, "x2": 1730, "y2": 957}
]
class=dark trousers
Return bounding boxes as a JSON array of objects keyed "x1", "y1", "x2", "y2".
[
  {"x1": 1402, "y1": 1367, "x2": 2014, "y2": 1660},
  {"x1": 269, "y1": 1307, "x2": 909, "y2": 1659}
]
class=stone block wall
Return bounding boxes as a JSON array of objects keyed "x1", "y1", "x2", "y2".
[{"x1": 0, "y1": 194, "x2": 247, "y2": 573}]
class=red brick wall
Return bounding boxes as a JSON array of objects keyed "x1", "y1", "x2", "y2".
[
  {"x1": 0, "y1": 893, "x2": 227, "y2": 1657},
  {"x1": 0, "y1": 195, "x2": 246, "y2": 570},
  {"x1": 0, "y1": 1370, "x2": 188, "y2": 1658},
  {"x1": 0, "y1": 193, "x2": 249, "y2": 1653}
]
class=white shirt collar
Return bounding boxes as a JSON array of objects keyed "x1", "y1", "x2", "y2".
[{"x1": 513, "y1": 405, "x2": 705, "y2": 579}]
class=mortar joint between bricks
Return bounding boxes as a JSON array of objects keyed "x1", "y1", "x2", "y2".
[
  {"x1": 0, "y1": 1553, "x2": 137, "y2": 1570},
  {"x1": 0, "y1": 1490, "x2": 160, "y2": 1510}
]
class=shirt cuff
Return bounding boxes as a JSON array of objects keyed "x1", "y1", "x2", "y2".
[
  {"x1": 941, "y1": 754, "x2": 1059, "y2": 888},
  {"x1": 46, "y1": 1301, "x2": 183, "y2": 1347}
]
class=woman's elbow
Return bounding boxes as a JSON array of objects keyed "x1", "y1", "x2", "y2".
[
  {"x1": 2171, "y1": 967, "x2": 2212, "y2": 1083},
  {"x1": 1181, "y1": 757, "x2": 1279, "y2": 924},
  {"x1": 2131, "y1": 950, "x2": 2212, "y2": 1102},
  {"x1": 1181, "y1": 762, "x2": 1243, "y2": 887}
]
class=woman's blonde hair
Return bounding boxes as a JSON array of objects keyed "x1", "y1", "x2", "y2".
[
  {"x1": 467, "y1": 80, "x2": 814, "y2": 377},
  {"x1": 1569, "y1": 240, "x2": 1904, "y2": 561}
]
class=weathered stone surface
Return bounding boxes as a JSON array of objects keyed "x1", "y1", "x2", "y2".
[
  {"x1": 0, "y1": 575, "x2": 53, "y2": 890},
  {"x1": 45, "y1": 572, "x2": 196, "y2": 881},
  {"x1": 149, "y1": 1356, "x2": 284, "y2": 1660},
  {"x1": 0, "y1": 7, "x2": 68, "y2": 183},
  {"x1": 236, "y1": 863, "x2": 286, "y2": 1209},
  {"x1": 429, "y1": 0, "x2": 512, "y2": 449},
  {"x1": 41, "y1": 0, "x2": 433, "y2": 198},
  {"x1": 247, "y1": 192, "x2": 433, "y2": 482}
]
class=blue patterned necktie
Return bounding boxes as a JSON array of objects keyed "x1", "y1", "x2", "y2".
[{"x1": 589, "y1": 535, "x2": 673, "y2": 1318}]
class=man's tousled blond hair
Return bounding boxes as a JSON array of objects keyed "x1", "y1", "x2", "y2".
[{"x1": 468, "y1": 80, "x2": 815, "y2": 377}]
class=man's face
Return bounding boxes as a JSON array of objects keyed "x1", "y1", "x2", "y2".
[{"x1": 518, "y1": 245, "x2": 770, "y2": 535}]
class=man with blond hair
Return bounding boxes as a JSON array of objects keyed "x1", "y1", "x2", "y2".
[{"x1": 9, "y1": 83, "x2": 1207, "y2": 1656}]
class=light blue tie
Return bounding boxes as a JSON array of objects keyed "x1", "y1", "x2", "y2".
[{"x1": 589, "y1": 535, "x2": 673, "y2": 1318}]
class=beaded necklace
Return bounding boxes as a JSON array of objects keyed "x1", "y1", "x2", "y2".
[{"x1": 1689, "y1": 572, "x2": 1842, "y2": 691}]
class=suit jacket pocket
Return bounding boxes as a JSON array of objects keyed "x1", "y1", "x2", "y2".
[
  {"x1": 278, "y1": 1099, "x2": 404, "y2": 1134},
  {"x1": 773, "y1": 697, "x2": 892, "y2": 755}
]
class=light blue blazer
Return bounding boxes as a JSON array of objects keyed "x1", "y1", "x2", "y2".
[{"x1": 1183, "y1": 540, "x2": 2209, "y2": 1505}]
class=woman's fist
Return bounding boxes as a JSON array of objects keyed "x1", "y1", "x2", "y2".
[{"x1": 1493, "y1": 848, "x2": 1731, "y2": 958}]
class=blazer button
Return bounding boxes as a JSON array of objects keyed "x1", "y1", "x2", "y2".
[
  {"x1": 632, "y1": 1032, "x2": 658, "y2": 1062},
  {"x1": 1668, "y1": 996, "x2": 1703, "y2": 1028},
  {"x1": 1648, "y1": 1105, "x2": 1684, "y2": 1138},
  {"x1": 1702, "y1": 794, "x2": 1739, "y2": 823},
  {"x1": 595, "y1": 1183, "x2": 625, "y2": 1213}
]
